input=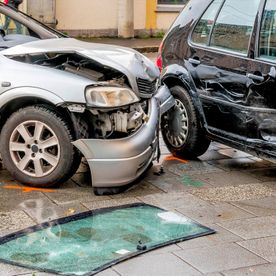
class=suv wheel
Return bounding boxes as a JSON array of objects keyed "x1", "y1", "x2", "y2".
[
  {"x1": 161, "y1": 86, "x2": 210, "y2": 159},
  {"x1": 0, "y1": 106, "x2": 80, "y2": 187}
]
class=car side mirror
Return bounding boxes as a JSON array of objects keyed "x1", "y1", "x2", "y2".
[{"x1": 268, "y1": 67, "x2": 276, "y2": 79}]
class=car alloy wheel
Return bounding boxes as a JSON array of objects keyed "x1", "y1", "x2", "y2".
[
  {"x1": 163, "y1": 98, "x2": 189, "y2": 148},
  {"x1": 0, "y1": 106, "x2": 81, "y2": 187},
  {"x1": 9, "y1": 120, "x2": 60, "y2": 178},
  {"x1": 161, "y1": 86, "x2": 210, "y2": 159}
]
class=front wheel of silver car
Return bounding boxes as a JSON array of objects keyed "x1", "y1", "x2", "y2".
[
  {"x1": 161, "y1": 86, "x2": 210, "y2": 159},
  {"x1": 0, "y1": 106, "x2": 79, "y2": 187}
]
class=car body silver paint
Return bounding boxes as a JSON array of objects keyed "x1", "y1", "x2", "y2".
[
  {"x1": 0, "y1": 54, "x2": 93, "y2": 105},
  {"x1": 0, "y1": 37, "x2": 172, "y2": 188},
  {"x1": 73, "y1": 85, "x2": 173, "y2": 188},
  {"x1": 2, "y1": 38, "x2": 160, "y2": 97},
  {"x1": 154, "y1": 84, "x2": 175, "y2": 114},
  {"x1": 0, "y1": 87, "x2": 64, "y2": 107}
]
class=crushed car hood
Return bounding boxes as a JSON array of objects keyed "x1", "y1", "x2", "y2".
[{"x1": 2, "y1": 38, "x2": 160, "y2": 94}]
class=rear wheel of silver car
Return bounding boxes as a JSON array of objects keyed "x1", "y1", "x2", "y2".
[
  {"x1": 0, "y1": 106, "x2": 79, "y2": 187},
  {"x1": 161, "y1": 86, "x2": 210, "y2": 159}
]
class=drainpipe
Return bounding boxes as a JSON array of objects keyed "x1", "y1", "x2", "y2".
[
  {"x1": 118, "y1": 0, "x2": 134, "y2": 38},
  {"x1": 146, "y1": 0, "x2": 157, "y2": 35}
]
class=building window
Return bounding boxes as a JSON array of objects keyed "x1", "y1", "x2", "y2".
[
  {"x1": 157, "y1": 0, "x2": 187, "y2": 12},
  {"x1": 158, "y1": 0, "x2": 187, "y2": 4}
]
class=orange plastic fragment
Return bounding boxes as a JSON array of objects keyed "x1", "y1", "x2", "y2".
[
  {"x1": 2, "y1": 185, "x2": 56, "y2": 193},
  {"x1": 164, "y1": 155, "x2": 188, "y2": 164}
]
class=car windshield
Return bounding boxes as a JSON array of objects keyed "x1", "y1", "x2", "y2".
[
  {"x1": 0, "y1": 3, "x2": 66, "y2": 38},
  {"x1": 16, "y1": 10, "x2": 66, "y2": 38}
]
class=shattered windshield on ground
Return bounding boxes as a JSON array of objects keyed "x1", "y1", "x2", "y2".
[{"x1": 0, "y1": 203, "x2": 214, "y2": 276}]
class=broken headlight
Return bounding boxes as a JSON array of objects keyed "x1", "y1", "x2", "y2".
[{"x1": 85, "y1": 86, "x2": 139, "y2": 108}]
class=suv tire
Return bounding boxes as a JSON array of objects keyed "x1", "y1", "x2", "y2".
[
  {"x1": 161, "y1": 86, "x2": 210, "y2": 159},
  {"x1": 0, "y1": 106, "x2": 80, "y2": 187}
]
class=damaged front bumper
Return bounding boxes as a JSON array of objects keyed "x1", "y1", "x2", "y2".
[{"x1": 72, "y1": 85, "x2": 174, "y2": 188}]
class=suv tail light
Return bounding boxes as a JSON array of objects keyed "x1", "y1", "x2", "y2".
[{"x1": 156, "y1": 42, "x2": 163, "y2": 72}]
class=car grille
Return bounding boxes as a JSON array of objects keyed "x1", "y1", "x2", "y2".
[{"x1": 137, "y1": 78, "x2": 157, "y2": 95}]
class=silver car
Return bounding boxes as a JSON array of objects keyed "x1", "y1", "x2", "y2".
[{"x1": 0, "y1": 4, "x2": 174, "y2": 194}]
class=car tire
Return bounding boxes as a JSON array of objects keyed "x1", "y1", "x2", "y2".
[
  {"x1": 0, "y1": 105, "x2": 80, "y2": 187},
  {"x1": 161, "y1": 86, "x2": 210, "y2": 159}
]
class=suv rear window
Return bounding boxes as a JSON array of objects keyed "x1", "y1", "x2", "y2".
[{"x1": 259, "y1": 0, "x2": 276, "y2": 60}]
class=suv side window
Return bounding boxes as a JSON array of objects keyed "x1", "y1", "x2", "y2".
[
  {"x1": 210, "y1": 0, "x2": 260, "y2": 54},
  {"x1": 191, "y1": 0, "x2": 223, "y2": 45},
  {"x1": 259, "y1": 0, "x2": 276, "y2": 60}
]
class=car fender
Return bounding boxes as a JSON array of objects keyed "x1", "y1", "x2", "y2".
[
  {"x1": 161, "y1": 64, "x2": 207, "y2": 129},
  {"x1": 161, "y1": 64, "x2": 197, "y2": 93},
  {"x1": 0, "y1": 86, "x2": 64, "y2": 108}
]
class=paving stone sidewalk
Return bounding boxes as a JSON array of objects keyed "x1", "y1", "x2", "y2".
[{"x1": 1, "y1": 139, "x2": 276, "y2": 276}]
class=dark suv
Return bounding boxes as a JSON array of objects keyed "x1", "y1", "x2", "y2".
[{"x1": 158, "y1": 0, "x2": 276, "y2": 162}]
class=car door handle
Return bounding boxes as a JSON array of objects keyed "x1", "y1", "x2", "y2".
[
  {"x1": 247, "y1": 73, "x2": 264, "y2": 82},
  {"x1": 188, "y1": 58, "x2": 201, "y2": 66}
]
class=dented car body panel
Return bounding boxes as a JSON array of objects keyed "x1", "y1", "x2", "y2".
[
  {"x1": 0, "y1": 3, "x2": 174, "y2": 189},
  {"x1": 0, "y1": 38, "x2": 159, "y2": 103},
  {"x1": 72, "y1": 84, "x2": 173, "y2": 188},
  {"x1": 0, "y1": 54, "x2": 91, "y2": 105},
  {"x1": 2, "y1": 38, "x2": 160, "y2": 98},
  {"x1": 160, "y1": 0, "x2": 276, "y2": 163},
  {"x1": 72, "y1": 96, "x2": 159, "y2": 187}
]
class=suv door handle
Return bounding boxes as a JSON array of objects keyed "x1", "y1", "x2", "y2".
[
  {"x1": 247, "y1": 73, "x2": 264, "y2": 82},
  {"x1": 188, "y1": 58, "x2": 201, "y2": 66}
]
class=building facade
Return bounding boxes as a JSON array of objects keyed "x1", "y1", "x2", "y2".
[{"x1": 19, "y1": 0, "x2": 187, "y2": 37}]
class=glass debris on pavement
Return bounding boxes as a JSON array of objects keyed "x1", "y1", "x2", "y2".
[{"x1": 0, "y1": 203, "x2": 214, "y2": 276}]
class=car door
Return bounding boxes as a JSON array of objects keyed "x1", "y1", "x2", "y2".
[
  {"x1": 245, "y1": 0, "x2": 276, "y2": 143},
  {"x1": 186, "y1": 0, "x2": 262, "y2": 138}
]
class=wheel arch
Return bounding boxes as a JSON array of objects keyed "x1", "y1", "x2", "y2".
[
  {"x1": 161, "y1": 64, "x2": 196, "y2": 94},
  {"x1": 160, "y1": 85, "x2": 210, "y2": 159},
  {"x1": 161, "y1": 64, "x2": 207, "y2": 129},
  {"x1": 0, "y1": 95, "x2": 81, "y2": 140}
]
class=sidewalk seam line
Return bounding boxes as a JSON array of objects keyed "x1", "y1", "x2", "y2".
[{"x1": 171, "y1": 251, "x2": 204, "y2": 274}]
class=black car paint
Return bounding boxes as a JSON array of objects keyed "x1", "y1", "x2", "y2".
[{"x1": 161, "y1": 0, "x2": 276, "y2": 162}]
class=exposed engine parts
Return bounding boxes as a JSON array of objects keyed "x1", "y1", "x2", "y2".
[
  {"x1": 11, "y1": 52, "x2": 128, "y2": 83},
  {"x1": 90, "y1": 103, "x2": 148, "y2": 138},
  {"x1": 11, "y1": 52, "x2": 153, "y2": 139}
]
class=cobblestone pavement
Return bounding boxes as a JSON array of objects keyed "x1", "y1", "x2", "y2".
[{"x1": 1, "y1": 139, "x2": 276, "y2": 276}]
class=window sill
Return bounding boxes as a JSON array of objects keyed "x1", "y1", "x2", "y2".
[{"x1": 156, "y1": 4, "x2": 184, "y2": 13}]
